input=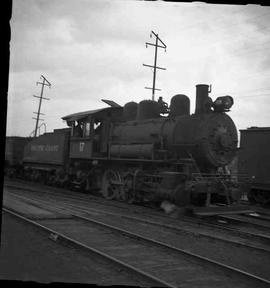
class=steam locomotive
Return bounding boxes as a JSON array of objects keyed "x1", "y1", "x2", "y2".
[{"x1": 8, "y1": 84, "x2": 248, "y2": 211}]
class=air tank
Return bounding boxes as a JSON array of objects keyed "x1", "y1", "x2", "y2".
[
  {"x1": 123, "y1": 102, "x2": 138, "y2": 121},
  {"x1": 136, "y1": 100, "x2": 160, "y2": 120},
  {"x1": 169, "y1": 94, "x2": 190, "y2": 117}
]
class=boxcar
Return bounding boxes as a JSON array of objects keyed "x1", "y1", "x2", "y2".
[{"x1": 238, "y1": 127, "x2": 270, "y2": 204}]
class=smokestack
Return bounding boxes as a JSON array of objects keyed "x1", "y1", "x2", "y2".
[{"x1": 195, "y1": 84, "x2": 211, "y2": 114}]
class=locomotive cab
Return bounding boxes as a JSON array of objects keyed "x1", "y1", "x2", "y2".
[
  {"x1": 62, "y1": 106, "x2": 123, "y2": 159},
  {"x1": 69, "y1": 118, "x2": 102, "y2": 153}
]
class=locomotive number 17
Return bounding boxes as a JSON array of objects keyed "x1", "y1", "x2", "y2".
[{"x1": 79, "y1": 142, "x2": 85, "y2": 152}]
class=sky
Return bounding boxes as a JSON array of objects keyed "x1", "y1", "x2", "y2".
[{"x1": 6, "y1": 0, "x2": 270, "y2": 138}]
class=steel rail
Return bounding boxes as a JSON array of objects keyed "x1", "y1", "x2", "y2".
[
  {"x1": 246, "y1": 213, "x2": 270, "y2": 222},
  {"x1": 182, "y1": 215, "x2": 270, "y2": 244},
  {"x1": 4, "y1": 193, "x2": 270, "y2": 286},
  {"x1": 219, "y1": 214, "x2": 270, "y2": 230},
  {"x1": 2, "y1": 208, "x2": 177, "y2": 288}
]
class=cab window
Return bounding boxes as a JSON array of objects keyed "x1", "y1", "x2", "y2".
[{"x1": 84, "y1": 122, "x2": 91, "y2": 137}]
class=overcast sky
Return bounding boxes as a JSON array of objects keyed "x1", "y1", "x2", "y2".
[{"x1": 7, "y1": 0, "x2": 270, "y2": 138}]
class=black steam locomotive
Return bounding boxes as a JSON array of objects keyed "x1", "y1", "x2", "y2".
[{"x1": 7, "y1": 84, "x2": 247, "y2": 210}]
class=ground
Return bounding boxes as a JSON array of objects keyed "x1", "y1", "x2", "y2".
[{"x1": 0, "y1": 212, "x2": 141, "y2": 287}]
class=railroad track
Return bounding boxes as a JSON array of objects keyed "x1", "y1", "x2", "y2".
[
  {"x1": 219, "y1": 213, "x2": 270, "y2": 229},
  {"x1": 6, "y1": 187, "x2": 270, "y2": 252},
  {"x1": 5, "y1": 181, "x2": 270, "y2": 249},
  {"x1": 2, "y1": 208, "x2": 162, "y2": 287},
  {"x1": 3, "y1": 187, "x2": 270, "y2": 287},
  {"x1": 209, "y1": 213, "x2": 270, "y2": 240},
  {"x1": 4, "y1": 180, "x2": 270, "y2": 250},
  {"x1": 3, "y1": 206, "x2": 269, "y2": 288}
]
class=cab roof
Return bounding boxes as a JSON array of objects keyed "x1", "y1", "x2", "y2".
[{"x1": 62, "y1": 106, "x2": 122, "y2": 122}]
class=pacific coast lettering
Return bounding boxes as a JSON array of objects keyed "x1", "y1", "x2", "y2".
[{"x1": 31, "y1": 145, "x2": 59, "y2": 152}]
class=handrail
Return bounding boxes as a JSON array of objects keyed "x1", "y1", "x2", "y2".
[{"x1": 29, "y1": 122, "x2": 47, "y2": 137}]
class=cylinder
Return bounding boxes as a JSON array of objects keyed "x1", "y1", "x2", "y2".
[
  {"x1": 169, "y1": 94, "x2": 190, "y2": 117},
  {"x1": 195, "y1": 84, "x2": 210, "y2": 114}
]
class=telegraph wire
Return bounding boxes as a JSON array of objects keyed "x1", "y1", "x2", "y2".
[
  {"x1": 238, "y1": 92, "x2": 270, "y2": 98},
  {"x1": 227, "y1": 39, "x2": 270, "y2": 55},
  {"x1": 215, "y1": 90, "x2": 270, "y2": 99},
  {"x1": 183, "y1": 10, "x2": 270, "y2": 43},
  {"x1": 220, "y1": 87, "x2": 270, "y2": 95},
  {"x1": 228, "y1": 71, "x2": 270, "y2": 81},
  {"x1": 174, "y1": 8, "x2": 270, "y2": 34},
  {"x1": 179, "y1": 11, "x2": 270, "y2": 54}
]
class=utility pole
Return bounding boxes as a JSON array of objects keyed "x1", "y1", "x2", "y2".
[
  {"x1": 32, "y1": 75, "x2": 51, "y2": 137},
  {"x1": 143, "y1": 31, "x2": 166, "y2": 101}
]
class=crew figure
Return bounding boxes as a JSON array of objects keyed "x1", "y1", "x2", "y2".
[
  {"x1": 158, "y1": 96, "x2": 169, "y2": 114},
  {"x1": 74, "y1": 121, "x2": 83, "y2": 137}
]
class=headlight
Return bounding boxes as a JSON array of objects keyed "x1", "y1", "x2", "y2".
[{"x1": 213, "y1": 96, "x2": 234, "y2": 112}]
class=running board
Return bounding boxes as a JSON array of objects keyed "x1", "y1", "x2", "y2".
[{"x1": 190, "y1": 205, "x2": 255, "y2": 217}]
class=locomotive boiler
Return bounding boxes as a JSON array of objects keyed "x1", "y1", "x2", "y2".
[{"x1": 110, "y1": 89, "x2": 237, "y2": 170}]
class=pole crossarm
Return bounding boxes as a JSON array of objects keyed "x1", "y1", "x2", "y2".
[
  {"x1": 151, "y1": 31, "x2": 167, "y2": 48},
  {"x1": 144, "y1": 87, "x2": 162, "y2": 91},
  {"x1": 32, "y1": 117, "x2": 44, "y2": 121},
  {"x1": 143, "y1": 30, "x2": 167, "y2": 101},
  {"x1": 146, "y1": 42, "x2": 166, "y2": 49},
  {"x1": 143, "y1": 64, "x2": 166, "y2": 70},
  {"x1": 36, "y1": 81, "x2": 51, "y2": 87},
  {"x1": 33, "y1": 112, "x2": 45, "y2": 115},
  {"x1": 33, "y1": 95, "x2": 50, "y2": 100},
  {"x1": 37, "y1": 75, "x2": 52, "y2": 87}
]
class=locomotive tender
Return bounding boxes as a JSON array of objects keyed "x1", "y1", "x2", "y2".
[
  {"x1": 21, "y1": 84, "x2": 246, "y2": 209},
  {"x1": 5, "y1": 136, "x2": 31, "y2": 177}
]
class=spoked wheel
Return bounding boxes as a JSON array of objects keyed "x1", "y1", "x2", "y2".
[
  {"x1": 101, "y1": 169, "x2": 121, "y2": 200},
  {"x1": 251, "y1": 190, "x2": 270, "y2": 205},
  {"x1": 121, "y1": 173, "x2": 136, "y2": 204},
  {"x1": 133, "y1": 169, "x2": 144, "y2": 203}
]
